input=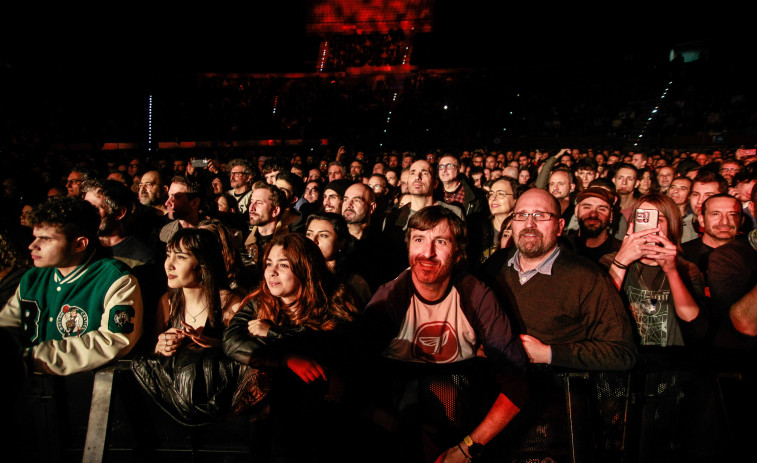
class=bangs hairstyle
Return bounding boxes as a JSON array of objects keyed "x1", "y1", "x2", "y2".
[
  {"x1": 631, "y1": 193, "x2": 684, "y2": 251},
  {"x1": 405, "y1": 205, "x2": 467, "y2": 262},
  {"x1": 244, "y1": 234, "x2": 356, "y2": 331},
  {"x1": 166, "y1": 228, "x2": 230, "y2": 329}
]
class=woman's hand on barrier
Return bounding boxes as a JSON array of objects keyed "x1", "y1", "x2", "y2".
[
  {"x1": 285, "y1": 355, "x2": 327, "y2": 383},
  {"x1": 155, "y1": 328, "x2": 186, "y2": 356},
  {"x1": 248, "y1": 319, "x2": 272, "y2": 337}
]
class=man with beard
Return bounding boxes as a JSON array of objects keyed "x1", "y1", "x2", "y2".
[
  {"x1": 159, "y1": 176, "x2": 202, "y2": 242},
  {"x1": 354, "y1": 206, "x2": 528, "y2": 462},
  {"x1": 342, "y1": 183, "x2": 404, "y2": 291},
  {"x1": 227, "y1": 159, "x2": 253, "y2": 215},
  {"x1": 82, "y1": 180, "x2": 164, "y2": 345},
  {"x1": 435, "y1": 154, "x2": 486, "y2": 217},
  {"x1": 322, "y1": 179, "x2": 351, "y2": 214},
  {"x1": 65, "y1": 167, "x2": 96, "y2": 198},
  {"x1": 243, "y1": 182, "x2": 291, "y2": 280},
  {"x1": 384, "y1": 160, "x2": 462, "y2": 240},
  {"x1": 82, "y1": 180, "x2": 160, "y2": 269},
  {"x1": 138, "y1": 170, "x2": 168, "y2": 214},
  {"x1": 343, "y1": 183, "x2": 377, "y2": 240},
  {"x1": 483, "y1": 188, "x2": 636, "y2": 370},
  {"x1": 564, "y1": 187, "x2": 622, "y2": 264}
]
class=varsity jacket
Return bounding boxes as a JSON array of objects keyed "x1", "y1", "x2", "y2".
[{"x1": 0, "y1": 252, "x2": 143, "y2": 375}]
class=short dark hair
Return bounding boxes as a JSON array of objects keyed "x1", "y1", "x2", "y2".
[
  {"x1": 262, "y1": 157, "x2": 289, "y2": 175},
  {"x1": 692, "y1": 171, "x2": 728, "y2": 194},
  {"x1": 275, "y1": 171, "x2": 305, "y2": 199},
  {"x1": 406, "y1": 206, "x2": 467, "y2": 262},
  {"x1": 701, "y1": 193, "x2": 742, "y2": 218},
  {"x1": 574, "y1": 157, "x2": 598, "y2": 172},
  {"x1": 171, "y1": 175, "x2": 202, "y2": 195},
  {"x1": 588, "y1": 178, "x2": 617, "y2": 192},
  {"x1": 611, "y1": 163, "x2": 638, "y2": 180},
  {"x1": 31, "y1": 196, "x2": 100, "y2": 246}
]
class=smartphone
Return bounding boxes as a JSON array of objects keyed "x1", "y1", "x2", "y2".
[
  {"x1": 191, "y1": 159, "x2": 209, "y2": 168},
  {"x1": 635, "y1": 208, "x2": 659, "y2": 233}
]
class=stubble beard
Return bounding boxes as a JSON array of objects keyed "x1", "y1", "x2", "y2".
[{"x1": 516, "y1": 227, "x2": 555, "y2": 259}]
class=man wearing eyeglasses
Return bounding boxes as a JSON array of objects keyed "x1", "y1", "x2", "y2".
[
  {"x1": 227, "y1": 159, "x2": 254, "y2": 215},
  {"x1": 436, "y1": 154, "x2": 487, "y2": 216},
  {"x1": 483, "y1": 188, "x2": 636, "y2": 370},
  {"x1": 66, "y1": 168, "x2": 94, "y2": 198}
]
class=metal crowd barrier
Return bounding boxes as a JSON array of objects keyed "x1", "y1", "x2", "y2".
[{"x1": 10, "y1": 354, "x2": 756, "y2": 462}]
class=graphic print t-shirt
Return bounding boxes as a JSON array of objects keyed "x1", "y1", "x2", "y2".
[{"x1": 383, "y1": 287, "x2": 477, "y2": 364}]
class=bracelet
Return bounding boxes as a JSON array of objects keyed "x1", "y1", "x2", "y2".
[
  {"x1": 612, "y1": 259, "x2": 628, "y2": 270},
  {"x1": 457, "y1": 443, "x2": 473, "y2": 462}
]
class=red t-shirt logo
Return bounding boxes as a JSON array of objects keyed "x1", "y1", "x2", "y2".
[{"x1": 412, "y1": 321, "x2": 459, "y2": 363}]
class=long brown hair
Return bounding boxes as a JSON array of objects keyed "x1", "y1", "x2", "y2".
[
  {"x1": 240, "y1": 234, "x2": 357, "y2": 330},
  {"x1": 631, "y1": 193, "x2": 684, "y2": 251},
  {"x1": 166, "y1": 228, "x2": 229, "y2": 329}
]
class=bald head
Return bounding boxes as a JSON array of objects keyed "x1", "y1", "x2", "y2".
[
  {"x1": 503, "y1": 166, "x2": 519, "y2": 179},
  {"x1": 515, "y1": 188, "x2": 561, "y2": 216},
  {"x1": 511, "y1": 188, "x2": 564, "y2": 260}
]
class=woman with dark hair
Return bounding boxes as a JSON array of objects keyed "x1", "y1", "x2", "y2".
[
  {"x1": 305, "y1": 212, "x2": 371, "y2": 308},
  {"x1": 209, "y1": 172, "x2": 230, "y2": 196},
  {"x1": 131, "y1": 228, "x2": 246, "y2": 424},
  {"x1": 517, "y1": 167, "x2": 532, "y2": 186},
  {"x1": 155, "y1": 228, "x2": 242, "y2": 343},
  {"x1": 602, "y1": 193, "x2": 707, "y2": 347},
  {"x1": 635, "y1": 166, "x2": 658, "y2": 196},
  {"x1": 223, "y1": 233, "x2": 358, "y2": 462},
  {"x1": 467, "y1": 177, "x2": 519, "y2": 272}
]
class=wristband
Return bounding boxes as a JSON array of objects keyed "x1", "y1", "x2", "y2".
[
  {"x1": 457, "y1": 443, "x2": 472, "y2": 462},
  {"x1": 463, "y1": 435, "x2": 484, "y2": 458},
  {"x1": 612, "y1": 259, "x2": 628, "y2": 270}
]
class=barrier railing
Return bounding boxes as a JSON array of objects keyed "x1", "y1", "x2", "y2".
[{"x1": 9, "y1": 354, "x2": 756, "y2": 462}]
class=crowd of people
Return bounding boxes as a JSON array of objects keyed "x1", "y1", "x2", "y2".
[{"x1": 1, "y1": 144, "x2": 756, "y2": 461}]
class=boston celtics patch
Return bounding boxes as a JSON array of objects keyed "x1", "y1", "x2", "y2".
[
  {"x1": 57, "y1": 304, "x2": 89, "y2": 337},
  {"x1": 109, "y1": 305, "x2": 135, "y2": 333}
]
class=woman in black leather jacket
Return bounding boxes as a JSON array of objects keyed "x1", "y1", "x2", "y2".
[
  {"x1": 131, "y1": 228, "x2": 245, "y2": 425},
  {"x1": 223, "y1": 233, "x2": 358, "y2": 462}
]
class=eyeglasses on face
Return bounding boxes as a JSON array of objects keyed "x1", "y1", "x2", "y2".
[
  {"x1": 486, "y1": 190, "x2": 513, "y2": 200},
  {"x1": 438, "y1": 163, "x2": 458, "y2": 171},
  {"x1": 511, "y1": 211, "x2": 557, "y2": 221}
]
